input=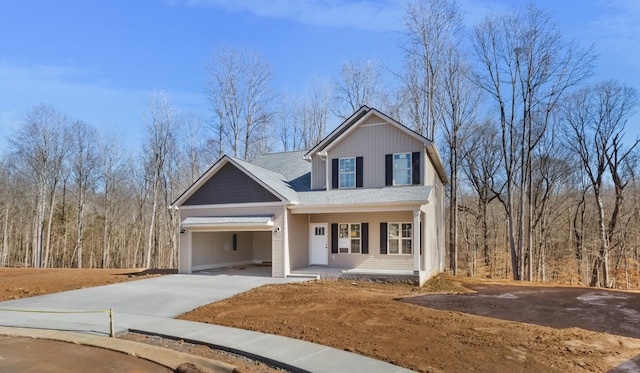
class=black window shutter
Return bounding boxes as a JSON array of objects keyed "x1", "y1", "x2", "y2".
[
  {"x1": 385, "y1": 154, "x2": 393, "y2": 186},
  {"x1": 412, "y1": 152, "x2": 421, "y2": 185},
  {"x1": 232, "y1": 233, "x2": 237, "y2": 251},
  {"x1": 380, "y1": 222, "x2": 387, "y2": 254},
  {"x1": 361, "y1": 223, "x2": 369, "y2": 254},
  {"x1": 331, "y1": 223, "x2": 338, "y2": 254},
  {"x1": 332, "y1": 159, "x2": 339, "y2": 189},
  {"x1": 356, "y1": 156, "x2": 363, "y2": 188}
]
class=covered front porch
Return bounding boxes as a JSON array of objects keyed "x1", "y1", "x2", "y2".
[{"x1": 286, "y1": 205, "x2": 435, "y2": 285}]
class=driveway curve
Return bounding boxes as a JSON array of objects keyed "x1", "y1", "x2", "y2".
[{"x1": 0, "y1": 271, "x2": 411, "y2": 373}]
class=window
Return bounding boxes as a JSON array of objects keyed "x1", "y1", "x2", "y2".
[
  {"x1": 339, "y1": 157, "x2": 356, "y2": 188},
  {"x1": 388, "y1": 223, "x2": 412, "y2": 254},
  {"x1": 338, "y1": 223, "x2": 361, "y2": 253},
  {"x1": 315, "y1": 227, "x2": 325, "y2": 236},
  {"x1": 393, "y1": 153, "x2": 412, "y2": 185}
]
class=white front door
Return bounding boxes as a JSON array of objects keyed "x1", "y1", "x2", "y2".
[{"x1": 309, "y1": 223, "x2": 328, "y2": 265}]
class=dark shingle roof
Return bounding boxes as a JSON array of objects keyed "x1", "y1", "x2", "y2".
[
  {"x1": 231, "y1": 157, "x2": 301, "y2": 201},
  {"x1": 236, "y1": 151, "x2": 430, "y2": 207},
  {"x1": 249, "y1": 151, "x2": 311, "y2": 191}
]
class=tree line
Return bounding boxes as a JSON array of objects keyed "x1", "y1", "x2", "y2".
[{"x1": 1, "y1": 0, "x2": 638, "y2": 289}]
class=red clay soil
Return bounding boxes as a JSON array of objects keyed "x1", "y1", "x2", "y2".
[
  {"x1": 0, "y1": 268, "x2": 173, "y2": 301},
  {"x1": 3, "y1": 269, "x2": 640, "y2": 372},
  {"x1": 179, "y1": 276, "x2": 640, "y2": 373}
]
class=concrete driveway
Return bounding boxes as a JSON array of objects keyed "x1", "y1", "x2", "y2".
[{"x1": 0, "y1": 272, "x2": 306, "y2": 335}]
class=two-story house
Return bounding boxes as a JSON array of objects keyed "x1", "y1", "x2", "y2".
[{"x1": 171, "y1": 106, "x2": 447, "y2": 285}]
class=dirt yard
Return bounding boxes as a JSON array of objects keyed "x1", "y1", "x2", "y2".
[
  {"x1": 179, "y1": 276, "x2": 640, "y2": 373},
  {"x1": 2, "y1": 269, "x2": 640, "y2": 372},
  {"x1": 0, "y1": 268, "x2": 173, "y2": 301}
]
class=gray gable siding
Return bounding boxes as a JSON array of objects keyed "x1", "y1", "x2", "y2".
[
  {"x1": 327, "y1": 114, "x2": 425, "y2": 189},
  {"x1": 183, "y1": 163, "x2": 281, "y2": 205}
]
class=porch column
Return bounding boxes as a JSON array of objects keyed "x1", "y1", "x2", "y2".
[
  {"x1": 413, "y1": 209, "x2": 421, "y2": 273},
  {"x1": 283, "y1": 206, "x2": 291, "y2": 276}
]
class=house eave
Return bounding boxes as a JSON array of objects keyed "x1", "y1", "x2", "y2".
[
  {"x1": 171, "y1": 156, "x2": 290, "y2": 207},
  {"x1": 426, "y1": 143, "x2": 449, "y2": 184},
  {"x1": 178, "y1": 201, "x2": 288, "y2": 210},
  {"x1": 288, "y1": 201, "x2": 427, "y2": 214}
]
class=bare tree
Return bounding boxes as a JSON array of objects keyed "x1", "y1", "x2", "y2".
[
  {"x1": 177, "y1": 113, "x2": 214, "y2": 186},
  {"x1": 68, "y1": 120, "x2": 100, "y2": 268},
  {"x1": 277, "y1": 90, "x2": 298, "y2": 152},
  {"x1": 9, "y1": 104, "x2": 69, "y2": 268},
  {"x1": 333, "y1": 58, "x2": 384, "y2": 118},
  {"x1": 473, "y1": 4, "x2": 593, "y2": 280},
  {"x1": 0, "y1": 160, "x2": 12, "y2": 267},
  {"x1": 461, "y1": 120, "x2": 502, "y2": 275},
  {"x1": 399, "y1": 0, "x2": 463, "y2": 140},
  {"x1": 563, "y1": 81, "x2": 639, "y2": 287},
  {"x1": 143, "y1": 92, "x2": 178, "y2": 269},
  {"x1": 279, "y1": 78, "x2": 331, "y2": 151},
  {"x1": 440, "y1": 48, "x2": 481, "y2": 275},
  {"x1": 206, "y1": 46, "x2": 275, "y2": 160},
  {"x1": 98, "y1": 130, "x2": 128, "y2": 268}
]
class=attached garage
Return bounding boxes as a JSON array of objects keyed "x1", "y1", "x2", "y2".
[{"x1": 181, "y1": 216, "x2": 275, "y2": 273}]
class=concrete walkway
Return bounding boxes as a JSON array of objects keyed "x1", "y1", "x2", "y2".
[{"x1": 0, "y1": 273, "x2": 412, "y2": 373}]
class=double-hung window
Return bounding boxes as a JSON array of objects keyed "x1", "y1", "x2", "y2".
[
  {"x1": 338, "y1": 223, "x2": 361, "y2": 253},
  {"x1": 388, "y1": 222, "x2": 412, "y2": 254},
  {"x1": 393, "y1": 153, "x2": 412, "y2": 185},
  {"x1": 339, "y1": 158, "x2": 356, "y2": 188}
]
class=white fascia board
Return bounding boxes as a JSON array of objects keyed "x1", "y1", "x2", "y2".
[
  {"x1": 426, "y1": 143, "x2": 449, "y2": 184},
  {"x1": 303, "y1": 105, "x2": 370, "y2": 159},
  {"x1": 288, "y1": 202, "x2": 426, "y2": 214},
  {"x1": 178, "y1": 201, "x2": 287, "y2": 210},
  {"x1": 183, "y1": 222, "x2": 274, "y2": 229},
  {"x1": 323, "y1": 109, "x2": 430, "y2": 154}
]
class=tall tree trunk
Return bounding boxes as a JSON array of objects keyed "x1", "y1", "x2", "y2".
[
  {"x1": 590, "y1": 190, "x2": 610, "y2": 287},
  {"x1": 146, "y1": 178, "x2": 159, "y2": 269},
  {"x1": 76, "y1": 196, "x2": 84, "y2": 269},
  {"x1": 1, "y1": 205, "x2": 9, "y2": 267},
  {"x1": 43, "y1": 186, "x2": 57, "y2": 268},
  {"x1": 449, "y1": 135, "x2": 458, "y2": 275}
]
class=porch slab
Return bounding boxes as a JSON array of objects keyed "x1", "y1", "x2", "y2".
[{"x1": 291, "y1": 266, "x2": 420, "y2": 285}]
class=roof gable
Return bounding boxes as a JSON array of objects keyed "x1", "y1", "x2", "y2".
[
  {"x1": 304, "y1": 106, "x2": 429, "y2": 160},
  {"x1": 182, "y1": 162, "x2": 281, "y2": 206}
]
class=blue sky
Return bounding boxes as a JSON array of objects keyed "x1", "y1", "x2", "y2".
[{"x1": 1, "y1": 0, "x2": 639, "y2": 153}]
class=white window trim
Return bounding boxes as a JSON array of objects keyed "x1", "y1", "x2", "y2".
[
  {"x1": 393, "y1": 152, "x2": 412, "y2": 186},
  {"x1": 388, "y1": 222, "x2": 412, "y2": 255},
  {"x1": 338, "y1": 222, "x2": 361, "y2": 254},
  {"x1": 339, "y1": 157, "x2": 356, "y2": 189}
]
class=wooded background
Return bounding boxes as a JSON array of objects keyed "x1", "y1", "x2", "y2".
[{"x1": 1, "y1": 1, "x2": 638, "y2": 289}]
